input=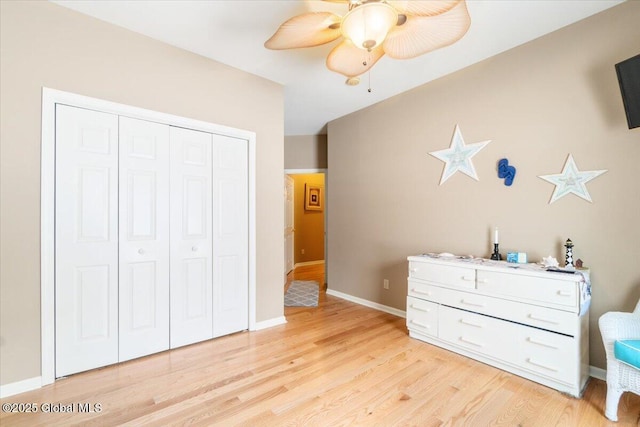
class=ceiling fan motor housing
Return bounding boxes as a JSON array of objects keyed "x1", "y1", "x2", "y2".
[{"x1": 341, "y1": 1, "x2": 398, "y2": 50}]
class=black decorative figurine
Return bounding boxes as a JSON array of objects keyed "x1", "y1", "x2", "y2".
[{"x1": 565, "y1": 238, "x2": 574, "y2": 268}]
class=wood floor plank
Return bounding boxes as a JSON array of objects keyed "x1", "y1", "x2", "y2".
[{"x1": 2, "y1": 264, "x2": 639, "y2": 426}]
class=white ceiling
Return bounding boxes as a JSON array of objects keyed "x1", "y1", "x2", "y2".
[{"x1": 52, "y1": 0, "x2": 624, "y2": 136}]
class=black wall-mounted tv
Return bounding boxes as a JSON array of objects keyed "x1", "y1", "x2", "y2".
[{"x1": 615, "y1": 54, "x2": 640, "y2": 129}]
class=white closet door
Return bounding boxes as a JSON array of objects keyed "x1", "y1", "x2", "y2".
[
  {"x1": 55, "y1": 105, "x2": 119, "y2": 377},
  {"x1": 170, "y1": 126, "x2": 213, "y2": 348},
  {"x1": 118, "y1": 117, "x2": 170, "y2": 361},
  {"x1": 285, "y1": 175, "x2": 295, "y2": 278},
  {"x1": 212, "y1": 134, "x2": 249, "y2": 337}
]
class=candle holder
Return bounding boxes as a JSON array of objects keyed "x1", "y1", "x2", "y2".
[{"x1": 490, "y1": 243, "x2": 502, "y2": 260}]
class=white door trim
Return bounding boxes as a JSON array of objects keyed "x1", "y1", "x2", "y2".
[
  {"x1": 41, "y1": 87, "x2": 257, "y2": 386},
  {"x1": 284, "y1": 175, "x2": 295, "y2": 279},
  {"x1": 283, "y1": 168, "x2": 328, "y2": 285}
]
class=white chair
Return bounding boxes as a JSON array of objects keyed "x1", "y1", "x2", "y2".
[{"x1": 599, "y1": 299, "x2": 640, "y2": 421}]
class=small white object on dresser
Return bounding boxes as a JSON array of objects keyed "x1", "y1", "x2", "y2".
[{"x1": 407, "y1": 254, "x2": 591, "y2": 397}]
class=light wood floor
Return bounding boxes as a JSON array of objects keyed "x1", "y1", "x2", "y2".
[
  {"x1": 285, "y1": 262, "x2": 326, "y2": 293},
  {"x1": 2, "y1": 266, "x2": 639, "y2": 426}
]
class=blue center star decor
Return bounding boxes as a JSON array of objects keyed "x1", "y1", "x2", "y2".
[
  {"x1": 538, "y1": 154, "x2": 607, "y2": 204},
  {"x1": 429, "y1": 125, "x2": 491, "y2": 185}
]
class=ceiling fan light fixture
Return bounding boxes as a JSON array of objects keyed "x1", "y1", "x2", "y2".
[
  {"x1": 341, "y1": 2, "x2": 397, "y2": 51},
  {"x1": 345, "y1": 76, "x2": 361, "y2": 86}
]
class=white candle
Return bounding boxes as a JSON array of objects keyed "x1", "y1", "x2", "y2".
[{"x1": 494, "y1": 227, "x2": 499, "y2": 244}]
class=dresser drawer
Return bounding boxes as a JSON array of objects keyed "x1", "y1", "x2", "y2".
[
  {"x1": 438, "y1": 306, "x2": 517, "y2": 362},
  {"x1": 408, "y1": 280, "x2": 441, "y2": 302},
  {"x1": 476, "y1": 270, "x2": 578, "y2": 311},
  {"x1": 406, "y1": 297, "x2": 438, "y2": 337},
  {"x1": 409, "y1": 262, "x2": 476, "y2": 290},
  {"x1": 512, "y1": 327, "x2": 575, "y2": 385},
  {"x1": 438, "y1": 288, "x2": 578, "y2": 336}
]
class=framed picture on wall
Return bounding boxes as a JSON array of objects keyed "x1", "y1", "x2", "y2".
[{"x1": 305, "y1": 184, "x2": 323, "y2": 211}]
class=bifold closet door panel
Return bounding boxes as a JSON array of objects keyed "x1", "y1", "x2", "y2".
[
  {"x1": 170, "y1": 126, "x2": 214, "y2": 348},
  {"x1": 212, "y1": 134, "x2": 249, "y2": 337},
  {"x1": 55, "y1": 105, "x2": 119, "y2": 377},
  {"x1": 118, "y1": 117, "x2": 171, "y2": 362}
]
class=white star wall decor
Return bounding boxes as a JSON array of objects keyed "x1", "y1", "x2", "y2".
[
  {"x1": 538, "y1": 154, "x2": 607, "y2": 204},
  {"x1": 429, "y1": 125, "x2": 491, "y2": 185}
]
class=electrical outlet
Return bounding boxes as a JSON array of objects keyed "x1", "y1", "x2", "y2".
[
  {"x1": 383, "y1": 279, "x2": 389, "y2": 290},
  {"x1": 301, "y1": 249, "x2": 305, "y2": 254}
]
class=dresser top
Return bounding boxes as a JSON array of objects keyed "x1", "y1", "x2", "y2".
[{"x1": 408, "y1": 253, "x2": 587, "y2": 283}]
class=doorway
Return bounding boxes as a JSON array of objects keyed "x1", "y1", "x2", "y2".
[{"x1": 284, "y1": 169, "x2": 327, "y2": 290}]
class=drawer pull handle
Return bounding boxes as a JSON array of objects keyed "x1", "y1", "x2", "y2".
[
  {"x1": 527, "y1": 337, "x2": 558, "y2": 349},
  {"x1": 410, "y1": 305, "x2": 431, "y2": 313},
  {"x1": 477, "y1": 279, "x2": 488, "y2": 284},
  {"x1": 412, "y1": 289, "x2": 432, "y2": 296},
  {"x1": 526, "y1": 358, "x2": 558, "y2": 372},
  {"x1": 410, "y1": 268, "x2": 418, "y2": 273},
  {"x1": 459, "y1": 337, "x2": 483, "y2": 347},
  {"x1": 461, "y1": 276, "x2": 475, "y2": 281},
  {"x1": 461, "y1": 299, "x2": 485, "y2": 308},
  {"x1": 410, "y1": 320, "x2": 430, "y2": 329},
  {"x1": 527, "y1": 314, "x2": 559, "y2": 325},
  {"x1": 557, "y1": 290, "x2": 572, "y2": 296},
  {"x1": 460, "y1": 319, "x2": 484, "y2": 328}
]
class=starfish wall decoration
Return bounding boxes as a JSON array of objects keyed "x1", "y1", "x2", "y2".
[
  {"x1": 429, "y1": 125, "x2": 491, "y2": 185},
  {"x1": 538, "y1": 154, "x2": 607, "y2": 204}
]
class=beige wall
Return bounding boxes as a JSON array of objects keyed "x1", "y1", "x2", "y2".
[
  {"x1": 284, "y1": 135, "x2": 328, "y2": 170},
  {"x1": 327, "y1": 1, "x2": 640, "y2": 370},
  {"x1": 292, "y1": 174, "x2": 325, "y2": 264},
  {"x1": 0, "y1": 1, "x2": 284, "y2": 385}
]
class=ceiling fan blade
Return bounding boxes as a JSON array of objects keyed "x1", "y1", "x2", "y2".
[
  {"x1": 326, "y1": 40, "x2": 385, "y2": 77},
  {"x1": 265, "y1": 12, "x2": 342, "y2": 50},
  {"x1": 383, "y1": 0, "x2": 470, "y2": 59},
  {"x1": 387, "y1": 0, "x2": 462, "y2": 17}
]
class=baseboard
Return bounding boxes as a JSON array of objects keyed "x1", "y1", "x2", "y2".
[
  {"x1": 0, "y1": 376, "x2": 42, "y2": 398},
  {"x1": 326, "y1": 289, "x2": 406, "y2": 318},
  {"x1": 252, "y1": 316, "x2": 287, "y2": 331},
  {"x1": 294, "y1": 260, "x2": 325, "y2": 268},
  {"x1": 589, "y1": 365, "x2": 606, "y2": 381}
]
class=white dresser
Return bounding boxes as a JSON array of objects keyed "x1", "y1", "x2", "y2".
[{"x1": 406, "y1": 254, "x2": 590, "y2": 397}]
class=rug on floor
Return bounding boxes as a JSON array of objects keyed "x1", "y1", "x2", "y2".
[{"x1": 285, "y1": 280, "x2": 319, "y2": 307}]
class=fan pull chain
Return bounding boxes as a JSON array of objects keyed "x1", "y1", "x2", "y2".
[
  {"x1": 367, "y1": 51, "x2": 372, "y2": 93},
  {"x1": 358, "y1": 52, "x2": 373, "y2": 93}
]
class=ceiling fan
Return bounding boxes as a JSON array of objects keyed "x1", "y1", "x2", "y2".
[{"x1": 265, "y1": 0, "x2": 471, "y2": 85}]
